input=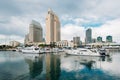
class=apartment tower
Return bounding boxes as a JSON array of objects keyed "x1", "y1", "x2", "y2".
[
  {"x1": 29, "y1": 20, "x2": 43, "y2": 43},
  {"x1": 85, "y1": 28, "x2": 92, "y2": 44},
  {"x1": 46, "y1": 9, "x2": 61, "y2": 44},
  {"x1": 73, "y1": 36, "x2": 80, "y2": 47}
]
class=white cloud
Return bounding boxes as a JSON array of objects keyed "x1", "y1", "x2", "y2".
[
  {"x1": 92, "y1": 18, "x2": 120, "y2": 42},
  {"x1": 61, "y1": 24, "x2": 85, "y2": 41},
  {"x1": 0, "y1": 16, "x2": 29, "y2": 36},
  {"x1": 61, "y1": 18, "x2": 120, "y2": 43},
  {"x1": 91, "y1": 0, "x2": 120, "y2": 17},
  {"x1": 0, "y1": 34, "x2": 24, "y2": 44},
  {"x1": 0, "y1": 0, "x2": 120, "y2": 43}
]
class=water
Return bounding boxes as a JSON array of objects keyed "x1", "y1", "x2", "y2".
[{"x1": 0, "y1": 51, "x2": 120, "y2": 80}]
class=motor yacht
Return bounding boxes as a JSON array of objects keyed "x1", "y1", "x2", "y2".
[
  {"x1": 65, "y1": 48, "x2": 107, "y2": 56},
  {"x1": 21, "y1": 46, "x2": 40, "y2": 54}
]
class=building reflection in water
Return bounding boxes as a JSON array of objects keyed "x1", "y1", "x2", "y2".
[
  {"x1": 22, "y1": 53, "x2": 113, "y2": 80},
  {"x1": 24, "y1": 54, "x2": 43, "y2": 79},
  {"x1": 45, "y1": 53, "x2": 61, "y2": 80}
]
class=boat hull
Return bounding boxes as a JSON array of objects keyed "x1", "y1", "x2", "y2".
[
  {"x1": 66, "y1": 52, "x2": 102, "y2": 57},
  {"x1": 65, "y1": 48, "x2": 106, "y2": 57},
  {"x1": 22, "y1": 50, "x2": 40, "y2": 54}
]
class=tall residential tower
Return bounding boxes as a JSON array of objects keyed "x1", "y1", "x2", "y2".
[
  {"x1": 73, "y1": 36, "x2": 80, "y2": 47},
  {"x1": 25, "y1": 20, "x2": 43, "y2": 45},
  {"x1": 29, "y1": 20, "x2": 43, "y2": 42},
  {"x1": 46, "y1": 9, "x2": 61, "y2": 44},
  {"x1": 85, "y1": 28, "x2": 92, "y2": 44}
]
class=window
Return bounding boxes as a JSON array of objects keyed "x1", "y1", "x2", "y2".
[{"x1": 35, "y1": 48, "x2": 39, "y2": 50}]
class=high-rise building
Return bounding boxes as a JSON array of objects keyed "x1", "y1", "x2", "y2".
[
  {"x1": 85, "y1": 28, "x2": 92, "y2": 44},
  {"x1": 24, "y1": 20, "x2": 43, "y2": 45},
  {"x1": 24, "y1": 33, "x2": 29, "y2": 44},
  {"x1": 106, "y1": 35, "x2": 112, "y2": 42},
  {"x1": 97, "y1": 36, "x2": 102, "y2": 42},
  {"x1": 46, "y1": 9, "x2": 61, "y2": 44},
  {"x1": 73, "y1": 36, "x2": 80, "y2": 47},
  {"x1": 29, "y1": 20, "x2": 43, "y2": 43}
]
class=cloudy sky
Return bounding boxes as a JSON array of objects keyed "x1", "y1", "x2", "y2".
[{"x1": 0, "y1": 0, "x2": 120, "y2": 44}]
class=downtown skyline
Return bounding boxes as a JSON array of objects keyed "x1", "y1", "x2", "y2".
[{"x1": 0, "y1": 0, "x2": 120, "y2": 44}]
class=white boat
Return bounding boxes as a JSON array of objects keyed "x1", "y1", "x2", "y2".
[
  {"x1": 65, "y1": 48, "x2": 107, "y2": 56},
  {"x1": 58, "y1": 48, "x2": 64, "y2": 52},
  {"x1": 52, "y1": 48, "x2": 64, "y2": 53},
  {"x1": 39, "y1": 47, "x2": 52, "y2": 53},
  {"x1": 39, "y1": 48, "x2": 63, "y2": 53},
  {"x1": 98, "y1": 48, "x2": 109, "y2": 56},
  {"x1": 21, "y1": 46, "x2": 40, "y2": 54},
  {"x1": 16, "y1": 47, "x2": 23, "y2": 52},
  {"x1": 52, "y1": 48, "x2": 59, "y2": 53}
]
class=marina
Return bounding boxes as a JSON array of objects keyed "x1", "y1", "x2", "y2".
[
  {"x1": 0, "y1": 50, "x2": 120, "y2": 80},
  {"x1": 0, "y1": 0, "x2": 120, "y2": 80}
]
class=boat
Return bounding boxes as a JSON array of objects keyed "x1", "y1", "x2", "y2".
[
  {"x1": 21, "y1": 46, "x2": 40, "y2": 54},
  {"x1": 39, "y1": 48, "x2": 64, "y2": 53},
  {"x1": 39, "y1": 47, "x2": 53, "y2": 53},
  {"x1": 52, "y1": 48, "x2": 64, "y2": 53},
  {"x1": 16, "y1": 47, "x2": 23, "y2": 52},
  {"x1": 52, "y1": 48, "x2": 59, "y2": 53},
  {"x1": 65, "y1": 48, "x2": 108, "y2": 56},
  {"x1": 98, "y1": 48, "x2": 109, "y2": 56},
  {"x1": 58, "y1": 48, "x2": 64, "y2": 52}
]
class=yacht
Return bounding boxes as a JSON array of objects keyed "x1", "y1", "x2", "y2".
[
  {"x1": 21, "y1": 46, "x2": 40, "y2": 54},
  {"x1": 39, "y1": 48, "x2": 64, "y2": 53},
  {"x1": 98, "y1": 48, "x2": 109, "y2": 56},
  {"x1": 58, "y1": 48, "x2": 64, "y2": 52},
  {"x1": 52, "y1": 48, "x2": 59, "y2": 53},
  {"x1": 52, "y1": 48, "x2": 64, "y2": 53},
  {"x1": 65, "y1": 48, "x2": 107, "y2": 56}
]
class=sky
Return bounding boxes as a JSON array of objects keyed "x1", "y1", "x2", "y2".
[{"x1": 0, "y1": 0, "x2": 120, "y2": 44}]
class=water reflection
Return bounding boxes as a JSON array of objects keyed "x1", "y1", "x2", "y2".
[
  {"x1": 99, "y1": 56, "x2": 112, "y2": 62},
  {"x1": 80, "y1": 60, "x2": 95, "y2": 70},
  {"x1": 45, "y1": 53, "x2": 61, "y2": 80},
  {"x1": 0, "y1": 52, "x2": 29, "y2": 80},
  {"x1": 60, "y1": 54, "x2": 120, "y2": 80},
  {"x1": 25, "y1": 55, "x2": 43, "y2": 78},
  {"x1": 0, "y1": 51, "x2": 120, "y2": 80},
  {"x1": 22, "y1": 54, "x2": 44, "y2": 79},
  {"x1": 22, "y1": 53, "x2": 61, "y2": 80}
]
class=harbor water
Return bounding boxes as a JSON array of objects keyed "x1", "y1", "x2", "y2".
[{"x1": 0, "y1": 51, "x2": 120, "y2": 80}]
